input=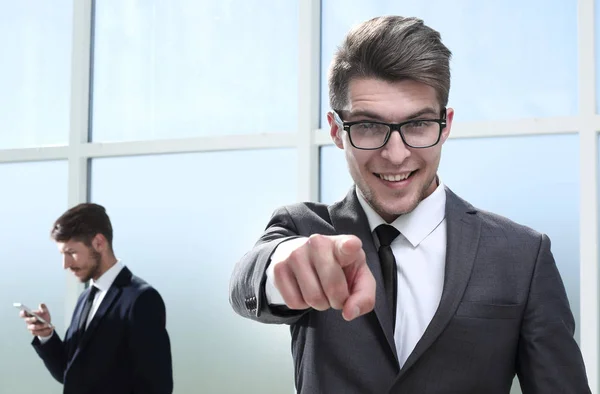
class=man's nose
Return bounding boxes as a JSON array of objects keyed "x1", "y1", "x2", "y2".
[{"x1": 380, "y1": 131, "x2": 411, "y2": 164}]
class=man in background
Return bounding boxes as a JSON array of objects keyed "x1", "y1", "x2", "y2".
[
  {"x1": 20, "y1": 203, "x2": 173, "y2": 394},
  {"x1": 229, "y1": 15, "x2": 590, "y2": 393}
]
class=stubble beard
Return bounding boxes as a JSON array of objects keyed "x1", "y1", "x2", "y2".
[
  {"x1": 358, "y1": 172, "x2": 437, "y2": 222},
  {"x1": 82, "y1": 250, "x2": 103, "y2": 282}
]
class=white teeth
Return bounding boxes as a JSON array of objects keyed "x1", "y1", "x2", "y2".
[{"x1": 379, "y1": 172, "x2": 412, "y2": 182}]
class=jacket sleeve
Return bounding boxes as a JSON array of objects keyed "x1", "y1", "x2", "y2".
[
  {"x1": 516, "y1": 234, "x2": 591, "y2": 393},
  {"x1": 31, "y1": 292, "x2": 87, "y2": 384},
  {"x1": 31, "y1": 331, "x2": 68, "y2": 384},
  {"x1": 229, "y1": 206, "x2": 310, "y2": 325},
  {"x1": 128, "y1": 287, "x2": 174, "y2": 394}
]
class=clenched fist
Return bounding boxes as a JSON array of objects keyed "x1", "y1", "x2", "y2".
[{"x1": 270, "y1": 234, "x2": 375, "y2": 321}]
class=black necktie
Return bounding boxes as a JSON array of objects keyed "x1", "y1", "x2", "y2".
[
  {"x1": 375, "y1": 224, "x2": 400, "y2": 330},
  {"x1": 78, "y1": 285, "x2": 98, "y2": 334}
]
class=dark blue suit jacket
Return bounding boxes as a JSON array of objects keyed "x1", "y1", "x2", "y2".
[{"x1": 32, "y1": 267, "x2": 173, "y2": 394}]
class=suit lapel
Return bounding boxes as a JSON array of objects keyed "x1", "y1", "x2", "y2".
[
  {"x1": 397, "y1": 187, "x2": 481, "y2": 378},
  {"x1": 78, "y1": 284, "x2": 122, "y2": 350},
  {"x1": 329, "y1": 187, "x2": 399, "y2": 364},
  {"x1": 67, "y1": 267, "x2": 132, "y2": 367}
]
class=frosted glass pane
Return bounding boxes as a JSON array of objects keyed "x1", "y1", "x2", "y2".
[
  {"x1": 91, "y1": 1, "x2": 299, "y2": 142},
  {"x1": 320, "y1": 134, "x2": 580, "y2": 394},
  {"x1": 319, "y1": 145, "x2": 352, "y2": 203},
  {"x1": 0, "y1": 161, "x2": 68, "y2": 394},
  {"x1": 0, "y1": 1, "x2": 72, "y2": 148},
  {"x1": 439, "y1": 134, "x2": 580, "y2": 340},
  {"x1": 321, "y1": 0, "x2": 577, "y2": 124},
  {"x1": 441, "y1": 134, "x2": 580, "y2": 394},
  {"x1": 91, "y1": 149, "x2": 297, "y2": 393}
]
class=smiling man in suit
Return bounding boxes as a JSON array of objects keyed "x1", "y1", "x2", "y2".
[
  {"x1": 20, "y1": 203, "x2": 173, "y2": 394},
  {"x1": 229, "y1": 15, "x2": 590, "y2": 393}
]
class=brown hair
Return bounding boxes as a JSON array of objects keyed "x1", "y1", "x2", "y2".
[
  {"x1": 328, "y1": 16, "x2": 452, "y2": 110},
  {"x1": 51, "y1": 203, "x2": 113, "y2": 247}
]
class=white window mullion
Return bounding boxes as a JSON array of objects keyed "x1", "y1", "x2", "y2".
[
  {"x1": 65, "y1": 0, "x2": 93, "y2": 328},
  {"x1": 297, "y1": 0, "x2": 320, "y2": 202},
  {"x1": 578, "y1": 0, "x2": 598, "y2": 390}
]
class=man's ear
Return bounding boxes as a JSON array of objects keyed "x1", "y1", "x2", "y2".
[
  {"x1": 327, "y1": 112, "x2": 344, "y2": 149},
  {"x1": 92, "y1": 233, "x2": 105, "y2": 252},
  {"x1": 440, "y1": 107, "x2": 454, "y2": 145}
]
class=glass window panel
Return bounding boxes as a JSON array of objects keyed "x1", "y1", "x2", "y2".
[
  {"x1": 320, "y1": 134, "x2": 580, "y2": 394},
  {"x1": 321, "y1": 1, "x2": 577, "y2": 124},
  {"x1": 0, "y1": 161, "x2": 68, "y2": 394},
  {"x1": 0, "y1": 1, "x2": 72, "y2": 149},
  {"x1": 91, "y1": 149, "x2": 297, "y2": 393},
  {"x1": 440, "y1": 134, "x2": 580, "y2": 394},
  {"x1": 319, "y1": 145, "x2": 353, "y2": 203},
  {"x1": 91, "y1": 1, "x2": 299, "y2": 142},
  {"x1": 439, "y1": 134, "x2": 580, "y2": 341}
]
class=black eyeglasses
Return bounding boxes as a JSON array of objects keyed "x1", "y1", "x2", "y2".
[{"x1": 333, "y1": 109, "x2": 447, "y2": 150}]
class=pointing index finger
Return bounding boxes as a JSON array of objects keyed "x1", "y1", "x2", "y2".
[{"x1": 334, "y1": 235, "x2": 363, "y2": 268}]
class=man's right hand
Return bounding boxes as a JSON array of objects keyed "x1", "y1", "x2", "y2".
[
  {"x1": 270, "y1": 234, "x2": 375, "y2": 321},
  {"x1": 20, "y1": 303, "x2": 53, "y2": 337}
]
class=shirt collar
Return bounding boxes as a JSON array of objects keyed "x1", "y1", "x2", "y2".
[
  {"x1": 91, "y1": 259, "x2": 125, "y2": 292},
  {"x1": 357, "y1": 179, "x2": 446, "y2": 247}
]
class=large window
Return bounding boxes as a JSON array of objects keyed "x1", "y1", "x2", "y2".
[
  {"x1": 0, "y1": 161, "x2": 68, "y2": 394},
  {"x1": 0, "y1": 1, "x2": 73, "y2": 149},
  {"x1": 91, "y1": 0, "x2": 299, "y2": 142},
  {"x1": 321, "y1": 0, "x2": 577, "y2": 123},
  {"x1": 90, "y1": 149, "x2": 297, "y2": 393},
  {"x1": 1, "y1": 1, "x2": 597, "y2": 393}
]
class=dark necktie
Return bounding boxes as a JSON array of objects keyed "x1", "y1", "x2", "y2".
[
  {"x1": 78, "y1": 285, "x2": 98, "y2": 334},
  {"x1": 375, "y1": 224, "x2": 400, "y2": 330}
]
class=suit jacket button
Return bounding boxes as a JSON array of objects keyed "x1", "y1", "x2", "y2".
[{"x1": 245, "y1": 296, "x2": 256, "y2": 310}]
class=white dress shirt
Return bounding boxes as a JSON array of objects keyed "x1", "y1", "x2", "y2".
[
  {"x1": 39, "y1": 259, "x2": 125, "y2": 343},
  {"x1": 266, "y1": 182, "x2": 447, "y2": 368},
  {"x1": 356, "y1": 183, "x2": 446, "y2": 367},
  {"x1": 84, "y1": 259, "x2": 125, "y2": 328}
]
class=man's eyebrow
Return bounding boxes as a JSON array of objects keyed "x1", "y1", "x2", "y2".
[
  {"x1": 404, "y1": 107, "x2": 440, "y2": 120},
  {"x1": 345, "y1": 109, "x2": 384, "y2": 120},
  {"x1": 345, "y1": 107, "x2": 441, "y2": 122}
]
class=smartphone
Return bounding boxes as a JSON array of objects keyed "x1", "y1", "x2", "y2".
[{"x1": 13, "y1": 303, "x2": 54, "y2": 329}]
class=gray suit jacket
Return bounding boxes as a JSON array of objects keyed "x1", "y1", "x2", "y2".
[{"x1": 229, "y1": 186, "x2": 590, "y2": 393}]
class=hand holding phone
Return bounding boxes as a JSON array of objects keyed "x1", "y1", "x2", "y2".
[{"x1": 14, "y1": 303, "x2": 54, "y2": 336}]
